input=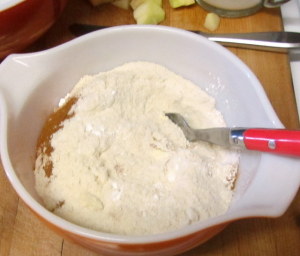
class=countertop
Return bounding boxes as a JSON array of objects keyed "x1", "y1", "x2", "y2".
[{"x1": 0, "y1": 0, "x2": 299, "y2": 255}]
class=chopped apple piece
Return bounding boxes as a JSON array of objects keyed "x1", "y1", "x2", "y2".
[
  {"x1": 130, "y1": 0, "x2": 162, "y2": 10},
  {"x1": 204, "y1": 13, "x2": 220, "y2": 31},
  {"x1": 89, "y1": 0, "x2": 113, "y2": 6},
  {"x1": 133, "y1": 1, "x2": 165, "y2": 24},
  {"x1": 112, "y1": 0, "x2": 130, "y2": 9},
  {"x1": 169, "y1": 0, "x2": 195, "y2": 8}
]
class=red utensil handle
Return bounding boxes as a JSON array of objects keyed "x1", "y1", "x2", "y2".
[{"x1": 243, "y1": 129, "x2": 300, "y2": 156}]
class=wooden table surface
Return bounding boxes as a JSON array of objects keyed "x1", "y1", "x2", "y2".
[{"x1": 1, "y1": 0, "x2": 300, "y2": 255}]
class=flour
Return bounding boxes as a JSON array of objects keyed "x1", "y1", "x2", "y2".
[{"x1": 34, "y1": 62, "x2": 239, "y2": 235}]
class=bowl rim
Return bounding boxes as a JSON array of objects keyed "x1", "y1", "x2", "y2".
[
  {"x1": 0, "y1": 0, "x2": 24, "y2": 11},
  {"x1": 0, "y1": 24, "x2": 299, "y2": 245}
]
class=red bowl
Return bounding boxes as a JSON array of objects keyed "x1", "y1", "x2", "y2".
[{"x1": 0, "y1": 0, "x2": 68, "y2": 59}]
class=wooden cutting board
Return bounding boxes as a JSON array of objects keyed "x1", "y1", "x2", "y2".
[{"x1": 0, "y1": 0, "x2": 299, "y2": 255}]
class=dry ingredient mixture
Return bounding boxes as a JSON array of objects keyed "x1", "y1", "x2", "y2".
[{"x1": 34, "y1": 62, "x2": 239, "y2": 235}]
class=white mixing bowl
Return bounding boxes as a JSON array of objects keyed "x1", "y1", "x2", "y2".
[{"x1": 0, "y1": 25, "x2": 299, "y2": 256}]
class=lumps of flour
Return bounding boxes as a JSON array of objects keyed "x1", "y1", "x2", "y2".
[{"x1": 34, "y1": 61, "x2": 239, "y2": 235}]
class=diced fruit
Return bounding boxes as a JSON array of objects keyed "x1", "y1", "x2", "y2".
[
  {"x1": 130, "y1": 0, "x2": 162, "y2": 10},
  {"x1": 169, "y1": 0, "x2": 195, "y2": 8},
  {"x1": 112, "y1": 0, "x2": 130, "y2": 9},
  {"x1": 204, "y1": 13, "x2": 220, "y2": 31},
  {"x1": 133, "y1": 1, "x2": 165, "y2": 24},
  {"x1": 89, "y1": 0, "x2": 113, "y2": 6}
]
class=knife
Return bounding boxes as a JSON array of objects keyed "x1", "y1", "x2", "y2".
[{"x1": 69, "y1": 23, "x2": 300, "y2": 52}]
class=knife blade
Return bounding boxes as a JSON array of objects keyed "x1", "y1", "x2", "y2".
[{"x1": 69, "y1": 23, "x2": 300, "y2": 52}]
